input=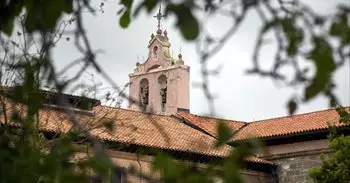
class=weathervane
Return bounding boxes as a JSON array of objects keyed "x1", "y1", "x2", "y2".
[{"x1": 154, "y1": 5, "x2": 164, "y2": 30}]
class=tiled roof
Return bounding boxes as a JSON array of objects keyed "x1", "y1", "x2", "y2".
[
  {"x1": 177, "y1": 108, "x2": 349, "y2": 142},
  {"x1": 0, "y1": 99, "x2": 273, "y2": 164},
  {"x1": 234, "y1": 108, "x2": 350, "y2": 141},
  {"x1": 89, "y1": 106, "x2": 232, "y2": 157},
  {"x1": 177, "y1": 111, "x2": 246, "y2": 137},
  {"x1": 91, "y1": 107, "x2": 272, "y2": 164},
  {"x1": 0, "y1": 101, "x2": 231, "y2": 157}
]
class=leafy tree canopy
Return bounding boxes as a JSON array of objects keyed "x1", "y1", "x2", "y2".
[{"x1": 309, "y1": 106, "x2": 350, "y2": 183}]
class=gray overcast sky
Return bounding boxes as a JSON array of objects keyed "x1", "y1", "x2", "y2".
[{"x1": 52, "y1": 0, "x2": 350, "y2": 122}]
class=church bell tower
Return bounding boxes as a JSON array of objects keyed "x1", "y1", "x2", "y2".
[{"x1": 128, "y1": 6, "x2": 190, "y2": 115}]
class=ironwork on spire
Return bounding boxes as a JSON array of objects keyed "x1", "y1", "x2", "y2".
[{"x1": 154, "y1": 5, "x2": 164, "y2": 30}]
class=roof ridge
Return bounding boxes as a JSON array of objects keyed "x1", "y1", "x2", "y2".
[
  {"x1": 96, "y1": 105, "x2": 175, "y2": 118},
  {"x1": 178, "y1": 112, "x2": 246, "y2": 124},
  {"x1": 248, "y1": 107, "x2": 348, "y2": 124}
]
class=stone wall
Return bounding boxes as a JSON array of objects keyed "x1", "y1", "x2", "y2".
[
  {"x1": 273, "y1": 154, "x2": 322, "y2": 183},
  {"x1": 262, "y1": 149, "x2": 333, "y2": 183},
  {"x1": 259, "y1": 139, "x2": 332, "y2": 183}
]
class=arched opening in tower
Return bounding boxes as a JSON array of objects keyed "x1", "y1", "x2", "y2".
[
  {"x1": 139, "y1": 78, "x2": 149, "y2": 112},
  {"x1": 158, "y1": 75, "x2": 167, "y2": 112}
]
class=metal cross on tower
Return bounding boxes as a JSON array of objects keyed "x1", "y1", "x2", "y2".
[{"x1": 154, "y1": 5, "x2": 164, "y2": 30}]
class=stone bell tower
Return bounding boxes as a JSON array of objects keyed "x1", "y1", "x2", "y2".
[{"x1": 128, "y1": 6, "x2": 190, "y2": 115}]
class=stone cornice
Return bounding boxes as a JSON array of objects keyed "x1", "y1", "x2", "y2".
[
  {"x1": 129, "y1": 65, "x2": 189, "y2": 77},
  {"x1": 261, "y1": 148, "x2": 334, "y2": 160}
]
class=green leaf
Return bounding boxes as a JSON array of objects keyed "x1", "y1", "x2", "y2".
[
  {"x1": 120, "y1": 0, "x2": 133, "y2": 9},
  {"x1": 336, "y1": 106, "x2": 350, "y2": 124},
  {"x1": 304, "y1": 37, "x2": 336, "y2": 101},
  {"x1": 329, "y1": 13, "x2": 350, "y2": 47},
  {"x1": 0, "y1": 1, "x2": 23, "y2": 35},
  {"x1": 24, "y1": 0, "x2": 66, "y2": 32},
  {"x1": 43, "y1": 1, "x2": 66, "y2": 29},
  {"x1": 62, "y1": 0, "x2": 73, "y2": 13},
  {"x1": 261, "y1": 19, "x2": 280, "y2": 34},
  {"x1": 287, "y1": 98, "x2": 298, "y2": 115},
  {"x1": 287, "y1": 28, "x2": 303, "y2": 56},
  {"x1": 166, "y1": 3, "x2": 199, "y2": 40},
  {"x1": 144, "y1": 0, "x2": 158, "y2": 12},
  {"x1": 215, "y1": 121, "x2": 233, "y2": 148},
  {"x1": 281, "y1": 18, "x2": 303, "y2": 56},
  {"x1": 330, "y1": 17, "x2": 345, "y2": 37},
  {"x1": 133, "y1": 0, "x2": 157, "y2": 17},
  {"x1": 119, "y1": 10, "x2": 131, "y2": 28},
  {"x1": 119, "y1": 0, "x2": 133, "y2": 27},
  {"x1": 2, "y1": 17, "x2": 15, "y2": 36},
  {"x1": 329, "y1": 94, "x2": 338, "y2": 107}
]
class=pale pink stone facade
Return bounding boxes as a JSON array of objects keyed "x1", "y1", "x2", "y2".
[{"x1": 128, "y1": 29, "x2": 190, "y2": 115}]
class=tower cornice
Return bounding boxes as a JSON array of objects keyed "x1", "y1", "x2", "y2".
[{"x1": 129, "y1": 65, "x2": 189, "y2": 77}]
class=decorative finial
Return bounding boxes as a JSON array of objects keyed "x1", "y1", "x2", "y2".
[
  {"x1": 164, "y1": 29, "x2": 167, "y2": 37},
  {"x1": 154, "y1": 4, "x2": 164, "y2": 30},
  {"x1": 176, "y1": 46, "x2": 184, "y2": 65},
  {"x1": 176, "y1": 53, "x2": 184, "y2": 65},
  {"x1": 151, "y1": 33, "x2": 155, "y2": 39},
  {"x1": 178, "y1": 46, "x2": 183, "y2": 59}
]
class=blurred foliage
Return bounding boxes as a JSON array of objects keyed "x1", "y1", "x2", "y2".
[
  {"x1": 151, "y1": 139, "x2": 261, "y2": 183},
  {"x1": 309, "y1": 106, "x2": 350, "y2": 182},
  {"x1": 0, "y1": 0, "x2": 350, "y2": 183},
  {"x1": 1, "y1": 0, "x2": 73, "y2": 35},
  {"x1": 0, "y1": 62, "x2": 114, "y2": 183},
  {"x1": 0, "y1": 125, "x2": 87, "y2": 183}
]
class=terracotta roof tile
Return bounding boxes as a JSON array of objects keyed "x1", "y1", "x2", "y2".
[
  {"x1": 92, "y1": 107, "x2": 272, "y2": 164},
  {"x1": 234, "y1": 108, "x2": 350, "y2": 141},
  {"x1": 0, "y1": 99, "x2": 273, "y2": 164},
  {"x1": 89, "y1": 106, "x2": 232, "y2": 157},
  {"x1": 177, "y1": 111, "x2": 246, "y2": 137},
  {"x1": 0, "y1": 101, "x2": 231, "y2": 157}
]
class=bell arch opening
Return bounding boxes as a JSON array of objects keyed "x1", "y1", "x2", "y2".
[
  {"x1": 139, "y1": 78, "x2": 149, "y2": 112},
  {"x1": 152, "y1": 46, "x2": 158, "y2": 59},
  {"x1": 158, "y1": 75, "x2": 167, "y2": 112}
]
